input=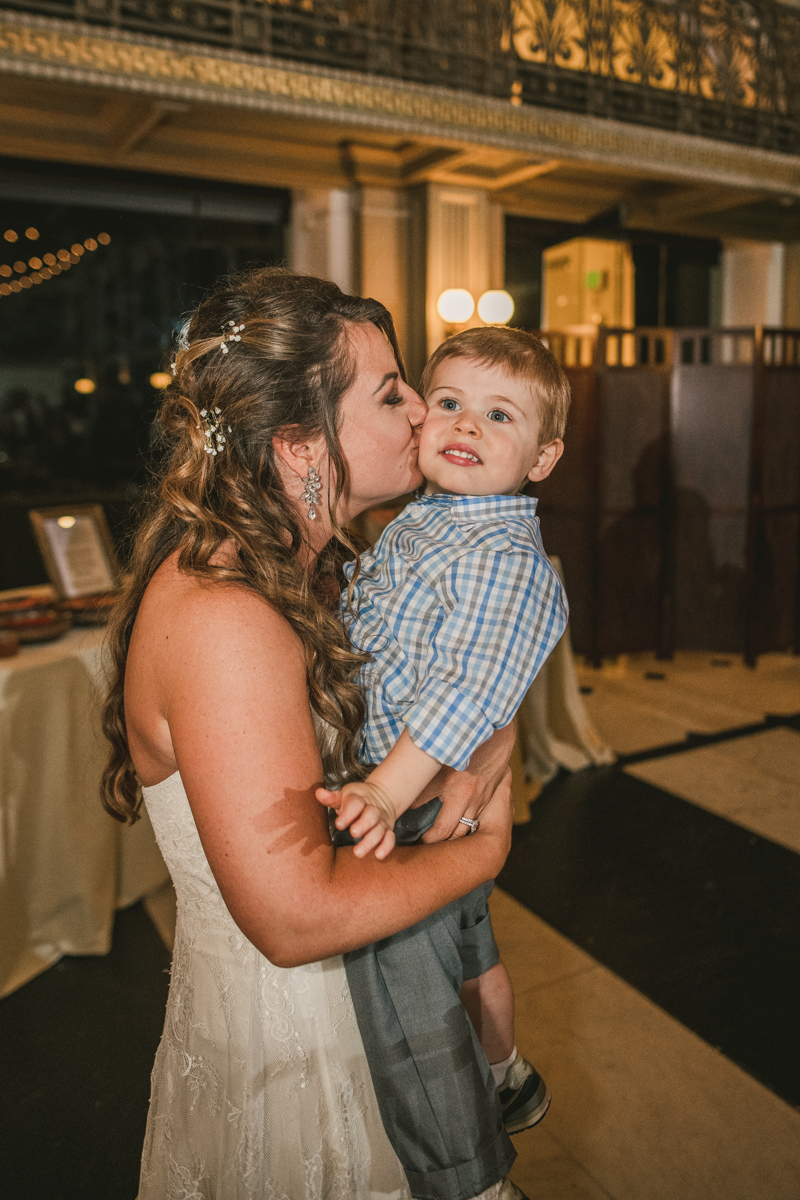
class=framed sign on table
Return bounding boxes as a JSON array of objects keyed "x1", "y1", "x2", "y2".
[{"x1": 28, "y1": 505, "x2": 120, "y2": 619}]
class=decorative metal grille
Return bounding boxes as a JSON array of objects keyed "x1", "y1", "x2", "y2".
[{"x1": 7, "y1": 0, "x2": 800, "y2": 153}]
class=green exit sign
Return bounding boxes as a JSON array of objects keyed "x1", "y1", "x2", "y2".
[{"x1": 585, "y1": 269, "x2": 606, "y2": 290}]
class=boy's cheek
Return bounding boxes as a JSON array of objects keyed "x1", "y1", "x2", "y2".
[{"x1": 417, "y1": 415, "x2": 438, "y2": 452}]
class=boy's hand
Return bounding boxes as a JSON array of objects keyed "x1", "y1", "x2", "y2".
[
  {"x1": 416, "y1": 721, "x2": 516, "y2": 843},
  {"x1": 315, "y1": 781, "x2": 398, "y2": 860}
]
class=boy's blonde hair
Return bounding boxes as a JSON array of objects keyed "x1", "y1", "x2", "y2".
[{"x1": 420, "y1": 327, "x2": 571, "y2": 445}]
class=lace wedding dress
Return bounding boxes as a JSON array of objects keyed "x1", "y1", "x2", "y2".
[{"x1": 138, "y1": 771, "x2": 411, "y2": 1200}]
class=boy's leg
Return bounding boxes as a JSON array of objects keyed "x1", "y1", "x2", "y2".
[
  {"x1": 460, "y1": 962, "x2": 515, "y2": 1066},
  {"x1": 457, "y1": 898, "x2": 551, "y2": 1135},
  {"x1": 344, "y1": 893, "x2": 515, "y2": 1200}
]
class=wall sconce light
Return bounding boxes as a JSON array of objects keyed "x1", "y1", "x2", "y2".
[
  {"x1": 149, "y1": 372, "x2": 172, "y2": 390},
  {"x1": 437, "y1": 288, "x2": 475, "y2": 324},
  {"x1": 477, "y1": 290, "x2": 515, "y2": 325},
  {"x1": 437, "y1": 288, "x2": 515, "y2": 330},
  {"x1": 74, "y1": 378, "x2": 96, "y2": 394}
]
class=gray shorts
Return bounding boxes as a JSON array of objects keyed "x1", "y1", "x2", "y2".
[
  {"x1": 340, "y1": 798, "x2": 513, "y2": 1200},
  {"x1": 336, "y1": 797, "x2": 499, "y2": 981}
]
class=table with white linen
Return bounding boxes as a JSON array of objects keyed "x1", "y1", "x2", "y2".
[
  {"x1": 515, "y1": 557, "x2": 615, "y2": 787},
  {"x1": 0, "y1": 626, "x2": 169, "y2": 998}
]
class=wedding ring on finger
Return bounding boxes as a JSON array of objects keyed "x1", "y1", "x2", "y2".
[{"x1": 459, "y1": 816, "x2": 480, "y2": 834}]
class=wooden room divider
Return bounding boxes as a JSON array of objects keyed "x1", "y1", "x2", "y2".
[{"x1": 533, "y1": 327, "x2": 800, "y2": 666}]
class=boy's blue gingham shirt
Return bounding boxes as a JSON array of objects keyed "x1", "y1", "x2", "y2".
[{"x1": 343, "y1": 492, "x2": 568, "y2": 771}]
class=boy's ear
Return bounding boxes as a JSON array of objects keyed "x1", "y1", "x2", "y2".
[{"x1": 527, "y1": 438, "x2": 564, "y2": 484}]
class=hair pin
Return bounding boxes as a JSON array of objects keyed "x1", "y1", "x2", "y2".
[
  {"x1": 221, "y1": 320, "x2": 245, "y2": 354},
  {"x1": 198, "y1": 406, "x2": 232, "y2": 456}
]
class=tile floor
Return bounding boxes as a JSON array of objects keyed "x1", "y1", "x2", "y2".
[
  {"x1": 494, "y1": 890, "x2": 800, "y2": 1200},
  {"x1": 627, "y1": 725, "x2": 800, "y2": 853},
  {"x1": 497, "y1": 649, "x2": 800, "y2": 1200},
  {"x1": 575, "y1": 651, "x2": 800, "y2": 755}
]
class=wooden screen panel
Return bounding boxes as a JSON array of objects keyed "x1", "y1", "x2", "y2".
[
  {"x1": 747, "y1": 331, "x2": 800, "y2": 657},
  {"x1": 595, "y1": 342, "x2": 671, "y2": 659},
  {"x1": 533, "y1": 328, "x2": 671, "y2": 662},
  {"x1": 531, "y1": 363, "x2": 598, "y2": 657},
  {"x1": 671, "y1": 330, "x2": 755, "y2": 652}
]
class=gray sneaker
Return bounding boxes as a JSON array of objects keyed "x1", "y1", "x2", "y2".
[{"x1": 498, "y1": 1052, "x2": 551, "y2": 1134}]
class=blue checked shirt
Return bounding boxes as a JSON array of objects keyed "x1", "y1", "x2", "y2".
[{"x1": 343, "y1": 493, "x2": 568, "y2": 771}]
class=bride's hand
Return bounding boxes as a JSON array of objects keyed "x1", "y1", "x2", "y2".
[
  {"x1": 472, "y1": 767, "x2": 514, "y2": 867},
  {"x1": 416, "y1": 721, "x2": 516, "y2": 843}
]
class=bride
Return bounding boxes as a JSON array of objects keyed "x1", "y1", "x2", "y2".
[{"x1": 101, "y1": 268, "x2": 515, "y2": 1199}]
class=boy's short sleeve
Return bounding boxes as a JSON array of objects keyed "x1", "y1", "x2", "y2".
[{"x1": 401, "y1": 545, "x2": 567, "y2": 770}]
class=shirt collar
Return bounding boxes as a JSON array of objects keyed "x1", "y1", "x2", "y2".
[{"x1": 412, "y1": 492, "x2": 538, "y2": 519}]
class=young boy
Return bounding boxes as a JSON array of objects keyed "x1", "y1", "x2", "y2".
[{"x1": 318, "y1": 327, "x2": 570, "y2": 1200}]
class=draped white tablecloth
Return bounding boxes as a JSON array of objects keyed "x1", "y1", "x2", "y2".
[
  {"x1": 0, "y1": 626, "x2": 169, "y2": 998},
  {"x1": 517, "y1": 621, "x2": 616, "y2": 784},
  {"x1": 516, "y1": 558, "x2": 615, "y2": 785}
]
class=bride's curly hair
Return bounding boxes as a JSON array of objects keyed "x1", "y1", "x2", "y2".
[{"x1": 101, "y1": 266, "x2": 402, "y2": 823}]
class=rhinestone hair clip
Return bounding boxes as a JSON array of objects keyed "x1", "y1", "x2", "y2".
[{"x1": 221, "y1": 320, "x2": 245, "y2": 353}]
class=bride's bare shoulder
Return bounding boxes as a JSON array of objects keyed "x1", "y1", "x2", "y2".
[{"x1": 132, "y1": 549, "x2": 302, "y2": 666}]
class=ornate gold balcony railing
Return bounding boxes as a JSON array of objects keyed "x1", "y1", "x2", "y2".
[{"x1": 7, "y1": 0, "x2": 800, "y2": 152}]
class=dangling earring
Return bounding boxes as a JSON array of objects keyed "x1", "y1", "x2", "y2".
[{"x1": 300, "y1": 464, "x2": 322, "y2": 521}]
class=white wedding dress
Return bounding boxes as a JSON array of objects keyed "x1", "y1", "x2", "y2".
[{"x1": 137, "y1": 771, "x2": 411, "y2": 1200}]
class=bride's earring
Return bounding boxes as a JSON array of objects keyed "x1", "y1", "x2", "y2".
[{"x1": 300, "y1": 464, "x2": 322, "y2": 521}]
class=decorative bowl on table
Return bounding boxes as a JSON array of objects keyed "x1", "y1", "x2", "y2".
[
  {"x1": 0, "y1": 629, "x2": 19, "y2": 657},
  {"x1": 0, "y1": 595, "x2": 72, "y2": 643},
  {"x1": 59, "y1": 592, "x2": 118, "y2": 625}
]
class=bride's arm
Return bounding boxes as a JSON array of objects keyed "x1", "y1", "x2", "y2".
[{"x1": 161, "y1": 585, "x2": 512, "y2": 969}]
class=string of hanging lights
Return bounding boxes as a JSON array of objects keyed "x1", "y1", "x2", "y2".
[{"x1": 0, "y1": 228, "x2": 111, "y2": 298}]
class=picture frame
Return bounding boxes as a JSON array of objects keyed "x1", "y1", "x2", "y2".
[{"x1": 28, "y1": 504, "x2": 120, "y2": 600}]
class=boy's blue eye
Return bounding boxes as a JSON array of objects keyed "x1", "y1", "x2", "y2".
[
  {"x1": 441, "y1": 398, "x2": 460, "y2": 411},
  {"x1": 488, "y1": 409, "x2": 511, "y2": 423}
]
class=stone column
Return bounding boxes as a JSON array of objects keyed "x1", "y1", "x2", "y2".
[
  {"x1": 290, "y1": 183, "x2": 506, "y2": 384},
  {"x1": 359, "y1": 187, "x2": 411, "y2": 364},
  {"x1": 720, "y1": 241, "x2": 785, "y2": 326},
  {"x1": 289, "y1": 188, "x2": 358, "y2": 295},
  {"x1": 423, "y1": 184, "x2": 504, "y2": 358},
  {"x1": 781, "y1": 243, "x2": 800, "y2": 327}
]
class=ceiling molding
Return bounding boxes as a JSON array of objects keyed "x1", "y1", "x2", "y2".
[{"x1": 2, "y1": 12, "x2": 800, "y2": 197}]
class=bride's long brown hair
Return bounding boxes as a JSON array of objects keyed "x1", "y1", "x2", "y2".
[{"x1": 101, "y1": 266, "x2": 402, "y2": 823}]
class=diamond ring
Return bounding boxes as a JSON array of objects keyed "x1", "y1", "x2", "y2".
[{"x1": 459, "y1": 816, "x2": 480, "y2": 834}]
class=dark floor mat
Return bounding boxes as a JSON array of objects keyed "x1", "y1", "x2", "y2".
[
  {"x1": 498, "y1": 766, "x2": 800, "y2": 1108},
  {"x1": 0, "y1": 902, "x2": 170, "y2": 1200}
]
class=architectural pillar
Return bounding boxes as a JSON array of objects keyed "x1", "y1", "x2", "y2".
[
  {"x1": 289, "y1": 188, "x2": 358, "y2": 295},
  {"x1": 359, "y1": 187, "x2": 411, "y2": 366},
  {"x1": 423, "y1": 184, "x2": 504, "y2": 359},
  {"x1": 290, "y1": 183, "x2": 507, "y2": 386},
  {"x1": 782, "y1": 243, "x2": 800, "y2": 327},
  {"x1": 720, "y1": 241, "x2": 785, "y2": 326}
]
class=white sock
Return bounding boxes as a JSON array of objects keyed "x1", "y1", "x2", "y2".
[
  {"x1": 489, "y1": 1045, "x2": 517, "y2": 1088},
  {"x1": 468, "y1": 1182, "x2": 503, "y2": 1200}
]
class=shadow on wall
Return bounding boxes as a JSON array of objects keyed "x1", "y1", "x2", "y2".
[
  {"x1": 598, "y1": 437, "x2": 747, "y2": 655},
  {"x1": 673, "y1": 488, "x2": 747, "y2": 652}
]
